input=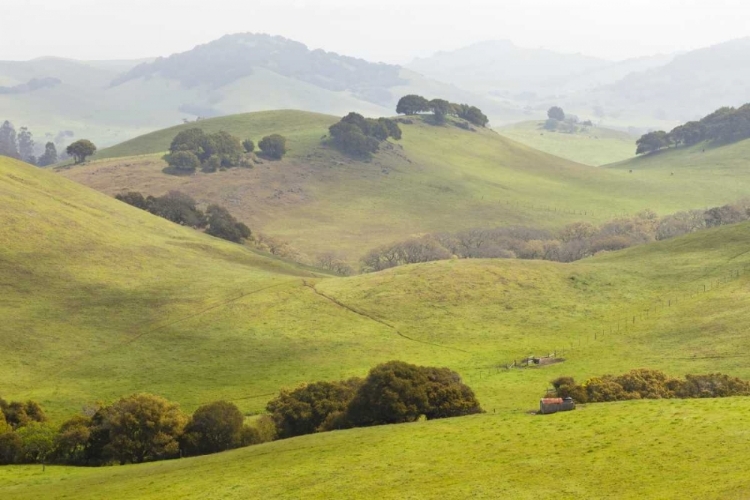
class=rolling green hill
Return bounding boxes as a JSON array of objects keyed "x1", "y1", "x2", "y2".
[
  {"x1": 95, "y1": 110, "x2": 338, "y2": 160},
  {"x1": 4, "y1": 398, "x2": 750, "y2": 500},
  {"x1": 498, "y1": 120, "x2": 636, "y2": 165},
  {"x1": 6, "y1": 154, "x2": 750, "y2": 497},
  {"x1": 62, "y1": 111, "x2": 750, "y2": 265},
  {"x1": 607, "y1": 137, "x2": 750, "y2": 174}
]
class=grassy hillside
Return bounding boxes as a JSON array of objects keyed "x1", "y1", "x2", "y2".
[
  {"x1": 498, "y1": 120, "x2": 636, "y2": 165},
  {"x1": 4, "y1": 398, "x2": 750, "y2": 499},
  {"x1": 6, "y1": 156, "x2": 750, "y2": 497},
  {"x1": 608, "y1": 138, "x2": 750, "y2": 175},
  {"x1": 9, "y1": 155, "x2": 750, "y2": 416},
  {"x1": 95, "y1": 110, "x2": 338, "y2": 160},
  {"x1": 63, "y1": 111, "x2": 750, "y2": 265}
]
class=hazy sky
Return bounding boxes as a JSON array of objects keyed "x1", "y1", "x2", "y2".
[{"x1": 2, "y1": 0, "x2": 748, "y2": 63}]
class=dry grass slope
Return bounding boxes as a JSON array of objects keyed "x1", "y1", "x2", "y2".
[{"x1": 58, "y1": 111, "x2": 750, "y2": 264}]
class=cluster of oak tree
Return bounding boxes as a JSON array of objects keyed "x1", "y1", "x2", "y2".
[
  {"x1": 0, "y1": 361, "x2": 480, "y2": 466},
  {"x1": 327, "y1": 112, "x2": 402, "y2": 158},
  {"x1": 266, "y1": 361, "x2": 482, "y2": 439},
  {"x1": 543, "y1": 106, "x2": 592, "y2": 133},
  {"x1": 164, "y1": 128, "x2": 287, "y2": 174},
  {"x1": 396, "y1": 95, "x2": 489, "y2": 127},
  {"x1": 116, "y1": 191, "x2": 251, "y2": 243},
  {"x1": 551, "y1": 369, "x2": 750, "y2": 404},
  {"x1": 636, "y1": 103, "x2": 750, "y2": 154},
  {"x1": 0, "y1": 394, "x2": 269, "y2": 466},
  {"x1": 361, "y1": 201, "x2": 750, "y2": 271}
]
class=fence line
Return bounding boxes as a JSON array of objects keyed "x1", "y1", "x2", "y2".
[
  {"x1": 500, "y1": 198, "x2": 636, "y2": 220},
  {"x1": 465, "y1": 262, "x2": 750, "y2": 381}
]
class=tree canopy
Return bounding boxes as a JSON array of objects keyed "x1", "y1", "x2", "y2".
[
  {"x1": 266, "y1": 361, "x2": 481, "y2": 440},
  {"x1": 636, "y1": 103, "x2": 750, "y2": 155},
  {"x1": 267, "y1": 379, "x2": 362, "y2": 438},
  {"x1": 636, "y1": 130, "x2": 671, "y2": 155},
  {"x1": 396, "y1": 95, "x2": 431, "y2": 115},
  {"x1": 259, "y1": 134, "x2": 288, "y2": 159},
  {"x1": 181, "y1": 401, "x2": 245, "y2": 456},
  {"x1": 346, "y1": 361, "x2": 483, "y2": 426},
  {"x1": 205, "y1": 204, "x2": 251, "y2": 243},
  {"x1": 66, "y1": 139, "x2": 97, "y2": 164},
  {"x1": 165, "y1": 128, "x2": 245, "y2": 172},
  {"x1": 328, "y1": 112, "x2": 402, "y2": 158},
  {"x1": 96, "y1": 393, "x2": 186, "y2": 464},
  {"x1": 396, "y1": 95, "x2": 489, "y2": 127},
  {"x1": 37, "y1": 142, "x2": 58, "y2": 167},
  {"x1": 547, "y1": 106, "x2": 566, "y2": 121},
  {"x1": 0, "y1": 121, "x2": 19, "y2": 159}
]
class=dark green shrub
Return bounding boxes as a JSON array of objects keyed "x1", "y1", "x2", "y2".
[
  {"x1": 165, "y1": 151, "x2": 200, "y2": 173},
  {"x1": 147, "y1": 191, "x2": 206, "y2": 228},
  {"x1": 346, "y1": 361, "x2": 482, "y2": 427},
  {"x1": 259, "y1": 134, "x2": 287, "y2": 159},
  {"x1": 115, "y1": 191, "x2": 149, "y2": 210},
  {"x1": 267, "y1": 379, "x2": 362, "y2": 439},
  {"x1": 182, "y1": 401, "x2": 244, "y2": 456},
  {"x1": 0, "y1": 432, "x2": 22, "y2": 465},
  {"x1": 205, "y1": 205, "x2": 251, "y2": 243}
]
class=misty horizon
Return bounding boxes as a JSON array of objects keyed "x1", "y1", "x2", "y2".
[{"x1": 2, "y1": 0, "x2": 749, "y2": 64}]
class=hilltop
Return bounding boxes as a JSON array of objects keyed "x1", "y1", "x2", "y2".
[
  {"x1": 60, "y1": 110, "x2": 750, "y2": 265},
  {"x1": 498, "y1": 120, "x2": 636, "y2": 165},
  {"x1": 6, "y1": 154, "x2": 750, "y2": 497},
  {"x1": 0, "y1": 34, "x2": 523, "y2": 148}
]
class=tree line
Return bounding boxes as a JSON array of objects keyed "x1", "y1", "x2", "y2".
[
  {"x1": 361, "y1": 200, "x2": 750, "y2": 271},
  {"x1": 164, "y1": 128, "x2": 287, "y2": 174},
  {"x1": 116, "y1": 191, "x2": 251, "y2": 243},
  {"x1": 0, "y1": 361, "x2": 480, "y2": 466},
  {"x1": 396, "y1": 95, "x2": 489, "y2": 127},
  {"x1": 0, "y1": 394, "x2": 271, "y2": 466},
  {"x1": 551, "y1": 369, "x2": 750, "y2": 404},
  {"x1": 266, "y1": 361, "x2": 482, "y2": 439},
  {"x1": 636, "y1": 103, "x2": 750, "y2": 154},
  {"x1": 0, "y1": 120, "x2": 96, "y2": 166}
]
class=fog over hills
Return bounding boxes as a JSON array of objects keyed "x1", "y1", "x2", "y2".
[
  {"x1": 0, "y1": 33, "x2": 523, "y2": 147},
  {"x1": 2, "y1": 33, "x2": 750, "y2": 147},
  {"x1": 572, "y1": 37, "x2": 750, "y2": 125}
]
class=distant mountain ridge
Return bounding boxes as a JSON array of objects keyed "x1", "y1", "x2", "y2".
[
  {"x1": 575, "y1": 37, "x2": 750, "y2": 124},
  {"x1": 0, "y1": 33, "x2": 521, "y2": 147},
  {"x1": 0, "y1": 76, "x2": 61, "y2": 94},
  {"x1": 111, "y1": 33, "x2": 406, "y2": 107},
  {"x1": 409, "y1": 40, "x2": 611, "y2": 95},
  {"x1": 3, "y1": 34, "x2": 750, "y2": 147}
]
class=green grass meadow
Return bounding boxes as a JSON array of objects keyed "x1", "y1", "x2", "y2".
[
  {"x1": 3, "y1": 397, "x2": 750, "y2": 499},
  {"x1": 5, "y1": 122, "x2": 750, "y2": 498},
  {"x1": 498, "y1": 120, "x2": 638, "y2": 166}
]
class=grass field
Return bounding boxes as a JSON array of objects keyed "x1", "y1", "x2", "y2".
[
  {"x1": 8, "y1": 154, "x2": 750, "y2": 413},
  {"x1": 608, "y1": 137, "x2": 750, "y2": 175},
  {"x1": 498, "y1": 120, "x2": 637, "y2": 166},
  {"x1": 3, "y1": 397, "x2": 750, "y2": 499},
  {"x1": 5, "y1": 153, "x2": 750, "y2": 497},
  {"x1": 57, "y1": 111, "x2": 750, "y2": 264}
]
